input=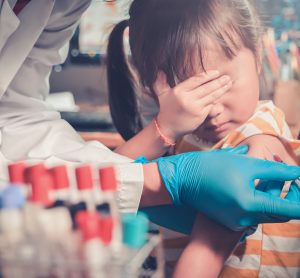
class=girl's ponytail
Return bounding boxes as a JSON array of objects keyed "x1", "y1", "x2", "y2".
[{"x1": 107, "y1": 20, "x2": 142, "y2": 141}]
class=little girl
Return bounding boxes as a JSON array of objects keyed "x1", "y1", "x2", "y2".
[{"x1": 107, "y1": 0, "x2": 300, "y2": 277}]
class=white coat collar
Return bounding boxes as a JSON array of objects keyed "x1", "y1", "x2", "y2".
[{"x1": 0, "y1": 0, "x2": 55, "y2": 98}]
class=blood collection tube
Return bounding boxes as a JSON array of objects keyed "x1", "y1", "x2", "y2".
[
  {"x1": 30, "y1": 168, "x2": 54, "y2": 207},
  {"x1": 45, "y1": 168, "x2": 78, "y2": 272},
  {"x1": 4, "y1": 165, "x2": 53, "y2": 277},
  {"x1": 23, "y1": 164, "x2": 54, "y2": 238},
  {"x1": 0, "y1": 187, "x2": 26, "y2": 277},
  {"x1": 76, "y1": 211, "x2": 109, "y2": 278},
  {"x1": 49, "y1": 165, "x2": 70, "y2": 204},
  {"x1": 8, "y1": 161, "x2": 26, "y2": 184},
  {"x1": 122, "y1": 212, "x2": 149, "y2": 249},
  {"x1": 25, "y1": 163, "x2": 47, "y2": 183},
  {"x1": 99, "y1": 166, "x2": 122, "y2": 252},
  {"x1": 38, "y1": 205, "x2": 75, "y2": 275},
  {"x1": 27, "y1": 167, "x2": 75, "y2": 274},
  {"x1": 121, "y1": 212, "x2": 149, "y2": 276},
  {"x1": 8, "y1": 161, "x2": 28, "y2": 197},
  {"x1": 75, "y1": 165, "x2": 96, "y2": 211},
  {"x1": 100, "y1": 215, "x2": 114, "y2": 246}
]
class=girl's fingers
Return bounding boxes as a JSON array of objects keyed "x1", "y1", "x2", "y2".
[
  {"x1": 153, "y1": 71, "x2": 171, "y2": 96},
  {"x1": 154, "y1": 71, "x2": 230, "y2": 100},
  {"x1": 199, "y1": 104, "x2": 213, "y2": 119},
  {"x1": 192, "y1": 76, "x2": 232, "y2": 99},
  {"x1": 197, "y1": 82, "x2": 232, "y2": 107},
  {"x1": 175, "y1": 71, "x2": 221, "y2": 92}
]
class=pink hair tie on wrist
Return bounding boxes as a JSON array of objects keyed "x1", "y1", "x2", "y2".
[{"x1": 154, "y1": 117, "x2": 176, "y2": 147}]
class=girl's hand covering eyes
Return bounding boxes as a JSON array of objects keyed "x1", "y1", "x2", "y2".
[{"x1": 154, "y1": 71, "x2": 232, "y2": 141}]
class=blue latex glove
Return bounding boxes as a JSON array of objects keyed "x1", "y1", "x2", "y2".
[
  {"x1": 255, "y1": 180, "x2": 300, "y2": 222},
  {"x1": 141, "y1": 205, "x2": 196, "y2": 234},
  {"x1": 142, "y1": 178, "x2": 300, "y2": 235},
  {"x1": 141, "y1": 146, "x2": 247, "y2": 234},
  {"x1": 155, "y1": 148, "x2": 300, "y2": 231}
]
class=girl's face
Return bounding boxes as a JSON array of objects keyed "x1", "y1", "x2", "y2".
[{"x1": 194, "y1": 43, "x2": 260, "y2": 143}]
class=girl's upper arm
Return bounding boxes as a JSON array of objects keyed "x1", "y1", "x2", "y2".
[{"x1": 239, "y1": 134, "x2": 297, "y2": 166}]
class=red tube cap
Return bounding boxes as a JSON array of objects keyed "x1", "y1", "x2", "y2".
[
  {"x1": 50, "y1": 165, "x2": 69, "y2": 190},
  {"x1": 76, "y1": 211, "x2": 101, "y2": 242},
  {"x1": 30, "y1": 171, "x2": 54, "y2": 206},
  {"x1": 8, "y1": 162, "x2": 26, "y2": 184},
  {"x1": 100, "y1": 216, "x2": 114, "y2": 245},
  {"x1": 25, "y1": 163, "x2": 47, "y2": 184},
  {"x1": 75, "y1": 165, "x2": 93, "y2": 190},
  {"x1": 99, "y1": 167, "x2": 117, "y2": 192}
]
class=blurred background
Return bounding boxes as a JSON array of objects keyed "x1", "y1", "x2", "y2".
[{"x1": 49, "y1": 0, "x2": 300, "y2": 147}]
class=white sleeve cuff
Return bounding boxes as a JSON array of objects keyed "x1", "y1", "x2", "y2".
[{"x1": 116, "y1": 162, "x2": 144, "y2": 214}]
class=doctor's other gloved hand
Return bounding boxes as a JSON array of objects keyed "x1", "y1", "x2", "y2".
[{"x1": 156, "y1": 146, "x2": 300, "y2": 231}]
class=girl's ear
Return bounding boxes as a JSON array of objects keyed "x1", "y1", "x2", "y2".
[{"x1": 153, "y1": 71, "x2": 171, "y2": 97}]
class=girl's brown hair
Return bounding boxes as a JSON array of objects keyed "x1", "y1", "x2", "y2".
[{"x1": 107, "y1": 0, "x2": 262, "y2": 140}]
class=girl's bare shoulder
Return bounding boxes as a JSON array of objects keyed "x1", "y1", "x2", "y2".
[{"x1": 239, "y1": 134, "x2": 298, "y2": 166}]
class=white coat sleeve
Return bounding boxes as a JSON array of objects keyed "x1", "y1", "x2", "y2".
[{"x1": 0, "y1": 0, "x2": 144, "y2": 213}]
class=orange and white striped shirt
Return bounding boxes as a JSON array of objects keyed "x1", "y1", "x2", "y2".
[{"x1": 174, "y1": 101, "x2": 300, "y2": 277}]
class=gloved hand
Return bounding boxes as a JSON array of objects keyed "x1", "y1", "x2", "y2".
[
  {"x1": 156, "y1": 147, "x2": 300, "y2": 231},
  {"x1": 141, "y1": 145, "x2": 246, "y2": 234},
  {"x1": 255, "y1": 180, "x2": 300, "y2": 222}
]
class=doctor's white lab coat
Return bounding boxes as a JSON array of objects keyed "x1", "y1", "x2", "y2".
[{"x1": 0, "y1": 0, "x2": 143, "y2": 213}]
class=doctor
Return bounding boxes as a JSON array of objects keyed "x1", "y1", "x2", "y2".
[{"x1": 1, "y1": 0, "x2": 300, "y2": 233}]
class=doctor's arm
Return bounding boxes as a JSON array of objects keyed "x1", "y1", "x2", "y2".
[
  {"x1": 141, "y1": 162, "x2": 172, "y2": 206},
  {"x1": 140, "y1": 148, "x2": 300, "y2": 232}
]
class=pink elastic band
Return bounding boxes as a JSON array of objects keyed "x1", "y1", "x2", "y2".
[{"x1": 154, "y1": 118, "x2": 176, "y2": 147}]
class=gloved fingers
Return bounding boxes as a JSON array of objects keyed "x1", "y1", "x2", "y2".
[
  {"x1": 217, "y1": 145, "x2": 249, "y2": 155},
  {"x1": 252, "y1": 181, "x2": 299, "y2": 224},
  {"x1": 251, "y1": 160, "x2": 300, "y2": 181},
  {"x1": 256, "y1": 180, "x2": 284, "y2": 197},
  {"x1": 254, "y1": 190, "x2": 300, "y2": 220},
  {"x1": 285, "y1": 181, "x2": 300, "y2": 202}
]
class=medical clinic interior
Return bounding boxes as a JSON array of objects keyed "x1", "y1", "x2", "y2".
[{"x1": 0, "y1": 0, "x2": 300, "y2": 277}]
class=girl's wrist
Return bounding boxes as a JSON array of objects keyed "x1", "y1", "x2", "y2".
[{"x1": 153, "y1": 116, "x2": 180, "y2": 146}]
